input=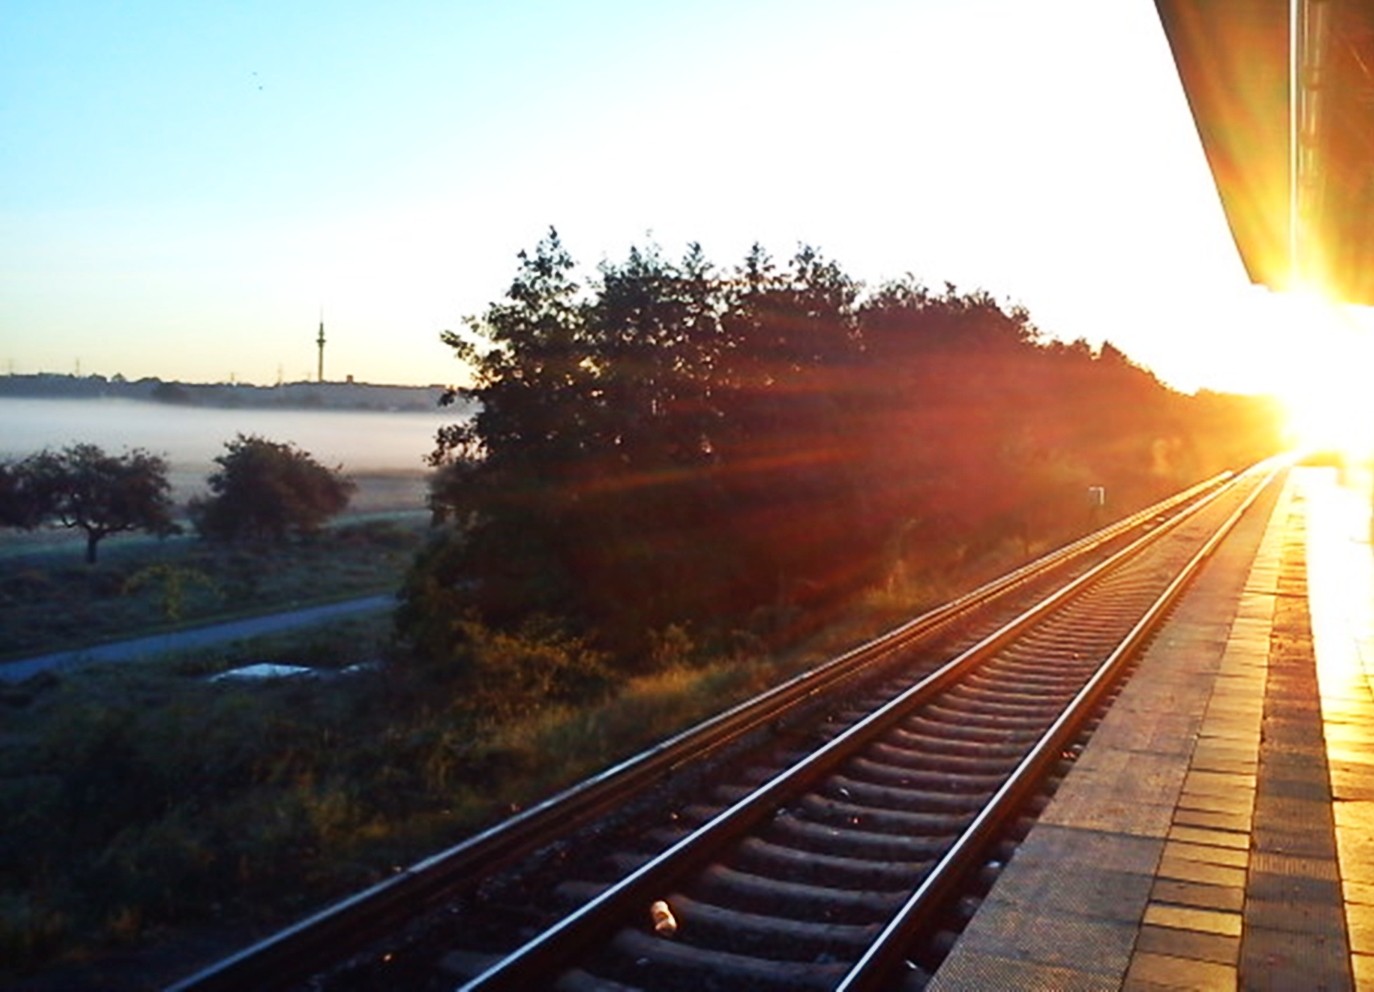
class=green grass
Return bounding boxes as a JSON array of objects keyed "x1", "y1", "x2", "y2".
[
  {"x1": 0, "y1": 543, "x2": 975, "y2": 985},
  {"x1": 0, "y1": 514, "x2": 1061, "y2": 986},
  {"x1": 1, "y1": 613, "x2": 400, "y2": 969},
  {"x1": 0, "y1": 518, "x2": 426, "y2": 661}
]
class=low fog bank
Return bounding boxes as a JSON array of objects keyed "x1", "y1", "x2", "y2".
[
  {"x1": 1, "y1": 396, "x2": 455, "y2": 472},
  {"x1": 1, "y1": 396, "x2": 462, "y2": 513}
]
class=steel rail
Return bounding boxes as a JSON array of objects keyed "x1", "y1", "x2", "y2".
[
  {"x1": 833, "y1": 461, "x2": 1282, "y2": 991},
  {"x1": 456, "y1": 467, "x2": 1263, "y2": 991},
  {"x1": 166, "y1": 472, "x2": 1229, "y2": 992}
]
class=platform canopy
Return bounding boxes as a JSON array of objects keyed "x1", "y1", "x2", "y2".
[{"x1": 1155, "y1": 0, "x2": 1374, "y2": 305}]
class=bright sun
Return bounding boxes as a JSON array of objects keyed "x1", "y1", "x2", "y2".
[{"x1": 1270, "y1": 288, "x2": 1374, "y2": 461}]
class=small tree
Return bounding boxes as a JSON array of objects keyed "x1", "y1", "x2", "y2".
[
  {"x1": 190, "y1": 434, "x2": 354, "y2": 542},
  {"x1": 3, "y1": 445, "x2": 180, "y2": 563},
  {"x1": 0, "y1": 460, "x2": 48, "y2": 528}
]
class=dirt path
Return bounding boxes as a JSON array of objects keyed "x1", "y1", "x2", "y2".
[{"x1": 0, "y1": 594, "x2": 395, "y2": 683}]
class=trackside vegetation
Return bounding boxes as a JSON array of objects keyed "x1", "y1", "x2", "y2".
[
  {"x1": 0, "y1": 565, "x2": 980, "y2": 988},
  {"x1": 0, "y1": 234, "x2": 1285, "y2": 987},
  {"x1": 401, "y1": 231, "x2": 1283, "y2": 664},
  {"x1": 0, "y1": 519, "x2": 422, "y2": 662}
]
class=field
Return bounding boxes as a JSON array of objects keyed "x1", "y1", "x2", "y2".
[
  {"x1": 0, "y1": 430, "x2": 1073, "y2": 990},
  {"x1": 0, "y1": 473, "x2": 428, "y2": 664},
  {"x1": 0, "y1": 509, "x2": 990, "y2": 990}
]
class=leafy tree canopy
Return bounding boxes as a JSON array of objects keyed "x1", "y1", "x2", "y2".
[
  {"x1": 0, "y1": 444, "x2": 179, "y2": 563},
  {"x1": 404, "y1": 230, "x2": 1285, "y2": 664},
  {"x1": 190, "y1": 434, "x2": 354, "y2": 543},
  {"x1": 0, "y1": 460, "x2": 46, "y2": 529}
]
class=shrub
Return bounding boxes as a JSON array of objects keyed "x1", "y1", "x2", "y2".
[
  {"x1": 453, "y1": 617, "x2": 613, "y2": 721},
  {"x1": 190, "y1": 435, "x2": 354, "y2": 543}
]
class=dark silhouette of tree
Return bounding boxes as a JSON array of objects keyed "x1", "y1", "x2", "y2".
[
  {"x1": 418, "y1": 233, "x2": 872, "y2": 650},
  {"x1": 558, "y1": 241, "x2": 729, "y2": 632},
  {"x1": 4, "y1": 445, "x2": 179, "y2": 563},
  {"x1": 190, "y1": 434, "x2": 354, "y2": 542},
  {"x1": 700, "y1": 244, "x2": 870, "y2": 616},
  {"x1": 0, "y1": 460, "x2": 49, "y2": 528},
  {"x1": 403, "y1": 233, "x2": 1285, "y2": 667},
  {"x1": 423, "y1": 229, "x2": 591, "y2": 631}
]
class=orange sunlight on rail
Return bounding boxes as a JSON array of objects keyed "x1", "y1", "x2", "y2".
[{"x1": 1271, "y1": 288, "x2": 1374, "y2": 462}]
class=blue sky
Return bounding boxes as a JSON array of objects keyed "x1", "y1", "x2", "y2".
[{"x1": 0, "y1": 1, "x2": 1356, "y2": 396}]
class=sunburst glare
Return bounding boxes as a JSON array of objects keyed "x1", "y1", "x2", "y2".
[{"x1": 1269, "y1": 289, "x2": 1374, "y2": 462}]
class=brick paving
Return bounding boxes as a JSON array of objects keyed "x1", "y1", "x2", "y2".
[{"x1": 1305, "y1": 467, "x2": 1374, "y2": 990}]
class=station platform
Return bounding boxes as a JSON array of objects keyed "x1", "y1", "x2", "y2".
[{"x1": 928, "y1": 467, "x2": 1374, "y2": 991}]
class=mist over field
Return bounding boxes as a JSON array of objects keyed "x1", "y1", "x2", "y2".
[{"x1": 0, "y1": 397, "x2": 459, "y2": 509}]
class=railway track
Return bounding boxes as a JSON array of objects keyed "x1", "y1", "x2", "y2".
[{"x1": 169, "y1": 464, "x2": 1280, "y2": 992}]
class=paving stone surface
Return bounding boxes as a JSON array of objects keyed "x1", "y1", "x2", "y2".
[{"x1": 1304, "y1": 466, "x2": 1374, "y2": 988}]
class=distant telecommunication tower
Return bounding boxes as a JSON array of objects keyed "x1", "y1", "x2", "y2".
[{"x1": 316, "y1": 311, "x2": 326, "y2": 383}]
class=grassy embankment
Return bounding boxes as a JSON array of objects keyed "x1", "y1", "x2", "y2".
[
  {"x1": 0, "y1": 501, "x2": 1084, "y2": 988},
  {"x1": 0, "y1": 468, "x2": 431, "y2": 656},
  {"x1": 0, "y1": 512, "x2": 425, "y2": 664}
]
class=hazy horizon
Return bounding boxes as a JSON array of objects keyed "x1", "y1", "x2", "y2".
[
  {"x1": 1, "y1": 368, "x2": 449, "y2": 390},
  {"x1": 0, "y1": 396, "x2": 457, "y2": 485}
]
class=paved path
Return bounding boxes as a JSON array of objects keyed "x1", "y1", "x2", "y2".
[{"x1": 0, "y1": 594, "x2": 395, "y2": 683}]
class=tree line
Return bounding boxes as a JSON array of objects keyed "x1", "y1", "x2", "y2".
[
  {"x1": 0, "y1": 435, "x2": 354, "y2": 563},
  {"x1": 400, "y1": 230, "x2": 1283, "y2": 665}
]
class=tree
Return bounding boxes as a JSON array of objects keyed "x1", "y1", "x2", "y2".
[
  {"x1": 3, "y1": 445, "x2": 179, "y2": 563},
  {"x1": 708, "y1": 244, "x2": 870, "y2": 609},
  {"x1": 190, "y1": 434, "x2": 354, "y2": 542},
  {"x1": 425, "y1": 229, "x2": 594, "y2": 627},
  {"x1": 405, "y1": 233, "x2": 1287, "y2": 671},
  {"x1": 411, "y1": 234, "x2": 874, "y2": 654},
  {"x1": 0, "y1": 460, "x2": 48, "y2": 528}
]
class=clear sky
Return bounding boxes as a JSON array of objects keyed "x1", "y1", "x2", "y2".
[{"x1": 0, "y1": 1, "x2": 1361, "y2": 395}]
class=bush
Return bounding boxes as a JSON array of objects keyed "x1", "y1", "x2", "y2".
[
  {"x1": 451, "y1": 616, "x2": 613, "y2": 721},
  {"x1": 190, "y1": 435, "x2": 354, "y2": 543}
]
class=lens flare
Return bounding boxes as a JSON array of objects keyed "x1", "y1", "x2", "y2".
[{"x1": 1268, "y1": 288, "x2": 1374, "y2": 463}]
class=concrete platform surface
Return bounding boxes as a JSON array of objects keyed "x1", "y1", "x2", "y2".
[{"x1": 928, "y1": 467, "x2": 1374, "y2": 991}]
